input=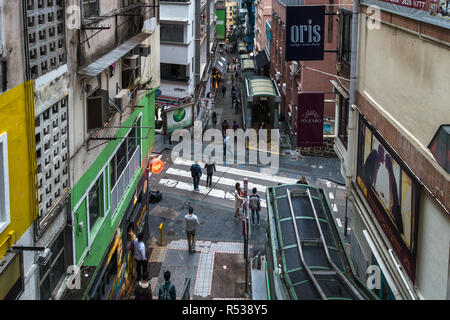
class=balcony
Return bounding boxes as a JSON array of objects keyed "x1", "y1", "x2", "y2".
[{"x1": 78, "y1": 3, "x2": 156, "y2": 68}]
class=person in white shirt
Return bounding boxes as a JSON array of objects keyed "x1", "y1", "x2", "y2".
[
  {"x1": 184, "y1": 207, "x2": 201, "y2": 253},
  {"x1": 133, "y1": 232, "x2": 147, "y2": 280}
]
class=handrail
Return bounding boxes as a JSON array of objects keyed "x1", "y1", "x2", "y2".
[
  {"x1": 286, "y1": 189, "x2": 327, "y2": 300},
  {"x1": 306, "y1": 189, "x2": 364, "y2": 300}
]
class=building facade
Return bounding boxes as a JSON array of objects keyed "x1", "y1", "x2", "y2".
[
  {"x1": 226, "y1": 1, "x2": 238, "y2": 38},
  {"x1": 334, "y1": 0, "x2": 450, "y2": 299},
  {"x1": 61, "y1": 0, "x2": 160, "y2": 299},
  {"x1": 270, "y1": 0, "x2": 338, "y2": 146},
  {"x1": 254, "y1": 0, "x2": 271, "y2": 53}
]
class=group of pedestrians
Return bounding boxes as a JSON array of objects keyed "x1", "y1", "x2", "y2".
[
  {"x1": 189, "y1": 156, "x2": 217, "y2": 191},
  {"x1": 132, "y1": 232, "x2": 177, "y2": 300}
]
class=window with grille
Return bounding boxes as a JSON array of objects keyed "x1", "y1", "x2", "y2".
[{"x1": 82, "y1": 0, "x2": 99, "y2": 19}]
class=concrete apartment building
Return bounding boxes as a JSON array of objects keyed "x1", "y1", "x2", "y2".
[
  {"x1": 0, "y1": 0, "x2": 70, "y2": 300},
  {"x1": 253, "y1": 0, "x2": 271, "y2": 76},
  {"x1": 270, "y1": 0, "x2": 338, "y2": 144},
  {"x1": 254, "y1": 0, "x2": 271, "y2": 53},
  {"x1": 226, "y1": 1, "x2": 238, "y2": 37},
  {"x1": 159, "y1": 0, "x2": 216, "y2": 100},
  {"x1": 334, "y1": 0, "x2": 450, "y2": 299},
  {"x1": 62, "y1": 0, "x2": 160, "y2": 300}
]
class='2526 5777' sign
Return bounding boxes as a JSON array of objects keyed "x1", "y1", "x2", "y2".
[{"x1": 285, "y1": 5, "x2": 325, "y2": 61}]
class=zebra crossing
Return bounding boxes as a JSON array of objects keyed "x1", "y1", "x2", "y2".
[
  {"x1": 154, "y1": 157, "x2": 299, "y2": 209},
  {"x1": 151, "y1": 157, "x2": 349, "y2": 234}
]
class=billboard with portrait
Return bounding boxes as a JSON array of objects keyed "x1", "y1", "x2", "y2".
[{"x1": 356, "y1": 116, "x2": 419, "y2": 282}]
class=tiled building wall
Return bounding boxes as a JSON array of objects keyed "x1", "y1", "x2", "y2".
[
  {"x1": 35, "y1": 96, "x2": 69, "y2": 221},
  {"x1": 25, "y1": 0, "x2": 66, "y2": 79}
]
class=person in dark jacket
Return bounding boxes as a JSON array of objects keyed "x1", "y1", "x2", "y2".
[
  {"x1": 134, "y1": 272, "x2": 152, "y2": 300},
  {"x1": 190, "y1": 161, "x2": 202, "y2": 192},
  {"x1": 204, "y1": 155, "x2": 216, "y2": 188},
  {"x1": 159, "y1": 271, "x2": 177, "y2": 300},
  {"x1": 297, "y1": 176, "x2": 308, "y2": 185},
  {"x1": 249, "y1": 188, "x2": 261, "y2": 225}
]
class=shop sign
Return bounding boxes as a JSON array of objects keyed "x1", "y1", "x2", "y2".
[
  {"x1": 297, "y1": 92, "x2": 324, "y2": 147},
  {"x1": 285, "y1": 6, "x2": 325, "y2": 61}
]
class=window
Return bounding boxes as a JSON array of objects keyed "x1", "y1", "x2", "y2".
[
  {"x1": 337, "y1": 93, "x2": 349, "y2": 148},
  {"x1": 110, "y1": 122, "x2": 139, "y2": 188},
  {"x1": 160, "y1": 63, "x2": 188, "y2": 82},
  {"x1": 428, "y1": 125, "x2": 450, "y2": 173},
  {"x1": 39, "y1": 232, "x2": 66, "y2": 300},
  {"x1": 160, "y1": 24, "x2": 184, "y2": 43},
  {"x1": 87, "y1": 89, "x2": 110, "y2": 131},
  {"x1": 83, "y1": 0, "x2": 99, "y2": 19},
  {"x1": 88, "y1": 175, "x2": 103, "y2": 232},
  {"x1": 0, "y1": 59, "x2": 6, "y2": 93},
  {"x1": 340, "y1": 12, "x2": 352, "y2": 63},
  {"x1": 0, "y1": 132, "x2": 10, "y2": 233}
]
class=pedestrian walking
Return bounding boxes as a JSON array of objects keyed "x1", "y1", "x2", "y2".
[
  {"x1": 134, "y1": 272, "x2": 153, "y2": 300},
  {"x1": 204, "y1": 155, "x2": 216, "y2": 188},
  {"x1": 231, "y1": 74, "x2": 234, "y2": 83},
  {"x1": 190, "y1": 161, "x2": 202, "y2": 191},
  {"x1": 234, "y1": 65, "x2": 237, "y2": 72},
  {"x1": 222, "y1": 86, "x2": 226, "y2": 97},
  {"x1": 235, "y1": 70, "x2": 239, "y2": 81},
  {"x1": 232, "y1": 120, "x2": 239, "y2": 131},
  {"x1": 249, "y1": 188, "x2": 261, "y2": 225},
  {"x1": 184, "y1": 206, "x2": 200, "y2": 253},
  {"x1": 234, "y1": 183, "x2": 244, "y2": 219},
  {"x1": 221, "y1": 119, "x2": 229, "y2": 137},
  {"x1": 233, "y1": 99, "x2": 239, "y2": 113},
  {"x1": 133, "y1": 232, "x2": 147, "y2": 281},
  {"x1": 297, "y1": 176, "x2": 308, "y2": 185},
  {"x1": 211, "y1": 112, "x2": 217, "y2": 128},
  {"x1": 158, "y1": 271, "x2": 177, "y2": 300}
]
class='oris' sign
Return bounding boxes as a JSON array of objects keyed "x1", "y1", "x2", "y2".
[{"x1": 285, "y1": 6, "x2": 325, "y2": 61}]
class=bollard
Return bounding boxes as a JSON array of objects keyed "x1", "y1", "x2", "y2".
[{"x1": 158, "y1": 223, "x2": 164, "y2": 246}]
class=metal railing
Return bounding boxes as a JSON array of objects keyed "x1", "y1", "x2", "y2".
[
  {"x1": 111, "y1": 146, "x2": 141, "y2": 216},
  {"x1": 181, "y1": 278, "x2": 191, "y2": 300}
]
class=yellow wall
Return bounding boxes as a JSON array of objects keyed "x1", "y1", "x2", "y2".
[{"x1": 0, "y1": 82, "x2": 37, "y2": 258}]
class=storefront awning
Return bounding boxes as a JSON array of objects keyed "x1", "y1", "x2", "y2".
[
  {"x1": 330, "y1": 79, "x2": 349, "y2": 100},
  {"x1": 241, "y1": 58, "x2": 256, "y2": 71},
  {"x1": 213, "y1": 56, "x2": 227, "y2": 74},
  {"x1": 246, "y1": 76, "x2": 280, "y2": 102},
  {"x1": 78, "y1": 32, "x2": 151, "y2": 77},
  {"x1": 255, "y1": 50, "x2": 270, "y2": 69}
]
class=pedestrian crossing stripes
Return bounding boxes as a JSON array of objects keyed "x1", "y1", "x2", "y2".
[
  {"x1": 155, "y1": 158, "x2": 300, "y2": 208},
  {"x1": 173, "y1": 158, "x2": 298, "y2": 184}
]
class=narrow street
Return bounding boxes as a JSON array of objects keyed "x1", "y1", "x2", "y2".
[{"x1": 138, "y1": 52, "x2": 351, "y2": 300}]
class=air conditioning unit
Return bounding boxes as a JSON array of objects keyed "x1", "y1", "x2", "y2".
[
  {"x1": 139, "y1": 44, "x2": 151, "y2": 57},
  {"x1": 36, "y1": 248, "x2": 52, "y2": 265},
  {"x1": 115, "y1": 89, "x2": 131, "y2": 111},
  {"x1": 125, "y1": 55, "x2": 140, "y2": 69}
]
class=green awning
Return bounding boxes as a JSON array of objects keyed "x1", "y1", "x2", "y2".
[
  {"x1": 246, "y1": 76, "x2": 280, "y2": 102},
  {"x1": 241, "y1": 58, "x2": 256, "y2": 71}
]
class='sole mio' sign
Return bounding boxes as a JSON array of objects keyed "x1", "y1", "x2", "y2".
[{"x1": 285, "y1": 5, "x2": 325, "y2": 61}]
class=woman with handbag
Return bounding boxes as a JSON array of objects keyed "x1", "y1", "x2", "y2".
[{"x1": 234, "y1": 183, "x2": 244, "y2": 219}]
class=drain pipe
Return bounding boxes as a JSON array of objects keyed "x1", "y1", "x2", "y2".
[{"x1": 344, "y1": 0, "x2": 360, "y2": 231}]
